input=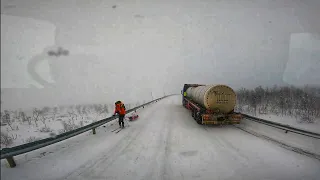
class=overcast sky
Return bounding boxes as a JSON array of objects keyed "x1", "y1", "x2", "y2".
[{"x1": 1, "y1": 0, "x2": 320, "y2": 110}]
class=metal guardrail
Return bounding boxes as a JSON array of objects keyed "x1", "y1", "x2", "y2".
[
  {"x1": 1, "y1": 95, "x2": 175, "y2": 167},
  {"x1": 240, "y1": 113, "x2": 320, "y2": 139}
]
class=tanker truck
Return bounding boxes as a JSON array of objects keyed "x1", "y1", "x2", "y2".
[{"x1": 181, "y1": 84, "x2": 242, "y2": 125}]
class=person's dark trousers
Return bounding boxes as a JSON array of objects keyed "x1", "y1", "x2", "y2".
[{"x1": 119, "y1": 115, "x2": 125, "y2": 127}]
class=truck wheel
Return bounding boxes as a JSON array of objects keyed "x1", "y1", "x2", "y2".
[
  {"x1": 196, "y1": 113, "x2": 202, "y2": 124},
  {"x1": 193, "y1": 112, "x2": 197, "y2": 121}
]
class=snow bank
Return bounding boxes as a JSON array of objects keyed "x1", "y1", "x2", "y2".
[
  {"x1": 1, "y1": 109, "x2": 113, "y2": 149},
  {"x1": 237, "y1": 118, "x2": 320, "y2": 159},
  {"x1": 257, "y1": 114, "x2": 320, "y2": 134}
]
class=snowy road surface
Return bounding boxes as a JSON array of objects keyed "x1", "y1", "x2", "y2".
[{"x1": 2, "y1": 95, "x2": 320, "y2": 180}]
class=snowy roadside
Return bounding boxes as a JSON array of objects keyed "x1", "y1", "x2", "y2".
[
  {"x1": 236, "y1": 118, "x2": 320, "y2": 160},
  {"x1": 236, "y1": 85, "x2": 320, "y2": 134},
  {"x1": 1, "y1": 103, "x2": 139, "y2": 149},
  {"x1": 256, "y1": 114, "x2": 320, "y2": 134},
  {"x1": 0, "y1": 101, "x2": 158, "y2": 180},
  {"x1": 237, "y1": 107, "x2": 320, "y2": 134}
]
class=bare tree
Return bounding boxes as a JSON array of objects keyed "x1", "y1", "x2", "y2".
[
  {"x1": 93, "y1": 104, "x2": 100, "y2": 114},
  {"x1": 81, "y1": 106, "x2": 88, "y2": 119},
  {"x1": 19, "y1": 111, "x2": 25, "y2": 122},
  {"x1": 52, "y1": 106, "x2": 58, "y2": 121},
  {"x1": 79, "y1": 121, "x2": 84, "y2": 127},
  {"x1": 67, "y1": 110, "x2": 77, "y2": 124},
  {"x1": 103, "y1": 104, "x2": 109, "y2": 114},
  {"x1": 2, "y1": 110, "x2": 14, "y2": 130},
  {"x1": 39, "y1": 113, "x2": 48, "y2": 127},
  {"x1": 75, "y1": 105, "x2": 84, "y2": 119},
  {"x1": 26, "y1": 116, "x2": 32, "y2": 125},
  {"x1": 32, "y1": 108, "x2": 42, "y2": 127},
  {"x1": 40, "y1": 106, "x2": 50, "y2": 125},
  {"x1": 42, "y1": 106, "x2": 50, "y2": 115},
  {"x1": 20, "y1": 111, "x2": 32, "y2": 126},
  {"x1": 13, "y1": 110, "x2": 20, "y2": 120},
  {"x1": 19, "y1": 111, "x2": 30, "y2": 125}
]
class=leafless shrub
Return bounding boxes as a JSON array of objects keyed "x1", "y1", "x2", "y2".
[
  {"x1": 297, "y1": 115, "x2": 316, "y2": 124},
  {"x1": 25, "y1": 136, "x2": 40, "y2": 143},
  {"x1": 19, "y1": 111, "x2": 26, "y2": 122},
  {"x1": 103, "y1": 104, "x2": 109, "y2": 114},
  {"x1": 33, "y1": 108, "x2": 42, "y2": 127},
  {"x1": 13, "y1": 110, "x2": 20, "y2": 120},
  {"x1": 76, "y1": 105, "x2": 85, "y2": 119},
  {"x1": 19, "y1": 111, "x2": 32, "y2": 125},
  {"x1": 39, "y1": 126, "x2": 53, "y2": 133},
  {"x1": 49, "y1": 132, "x2": 57, "y2": 138},
  {"x1": 57, "y1": 114, "x2": 68, "y2": 118},
  {"x1": 2, "y1": 110, "x2": 14, "y2": 130},
  {"x1": 82, "y1": 106, "x2": 88, "y2": 118},
  {"x1": 92, "y1": 104, "x2": 105, "y2": 119},
  {"x1": 52, "y1": 107, "x2": 58, "y2": 121},
  {"x1": 42, "y1": 106, "x2": 50, "y2": 115},
  {"x1": 93, "y1": 104, "x2": 101, "y2": 114},
  {"x1": 67, "y1": 110, "x2": 77, "y2": 123},
  {"x1": 236, "y1": 85, "x2": 320, "y2": 122},
  {"x1": 58, "y1": 129, "x2": 65, "y2": 134},
  {"x1": 1, "y1": 132, "x2": 17, "y2": 147},
  {"x1": 39, "y1": 113, "x2": 49, "y2": 127},
  {"x1": 26, "y1": 116, "x2": 32, "y2": 125},
  {"x1": 60, "y1": 120, "x2": 79, "y2": 133},
  {"x1": 79, "y1": 121, "x2": 84, "y2": 127}
]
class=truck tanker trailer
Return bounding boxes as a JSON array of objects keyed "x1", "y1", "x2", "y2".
[{"x1": 181, "y1": 84, "x2": 242, "y2": 125}]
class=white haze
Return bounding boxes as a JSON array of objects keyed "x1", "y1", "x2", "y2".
[{"x1": 1, "y1": 0, "x2": 320, "y2": 110}]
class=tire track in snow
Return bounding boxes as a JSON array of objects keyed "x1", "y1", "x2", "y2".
[
  {"x1": 62, "y1": 103, "x2": 161, "y2": 180},
  {"x1": 138, "y1": 104, "x2": 174, "y2": 180},
  {"x1": 234, "y1": 125, "x2": 320, "y2": 161}
]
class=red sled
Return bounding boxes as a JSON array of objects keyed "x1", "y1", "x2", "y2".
[{"x1": 127, "y1": 114, "x2": 139, "y2": 121}]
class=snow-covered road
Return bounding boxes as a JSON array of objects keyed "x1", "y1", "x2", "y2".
[{"x1": 2, "y1": 95, "x2": 320, "y2": 180}]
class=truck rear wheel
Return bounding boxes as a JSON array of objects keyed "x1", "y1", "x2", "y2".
[{"x1": 196, "y1": 113, "x2": 202, "y2": 124}]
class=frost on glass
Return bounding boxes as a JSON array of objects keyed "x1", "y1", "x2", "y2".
[
  {"x1": 1, "y1": 14, "x2": 56, "y2": 88},
  {"x1": 283, "y1": 33, "x2": 320, "y2": 87}
]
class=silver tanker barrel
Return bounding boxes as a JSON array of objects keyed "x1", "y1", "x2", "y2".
[{"x1": 185, "y1": 84, "x2": 237, "y2": 113}]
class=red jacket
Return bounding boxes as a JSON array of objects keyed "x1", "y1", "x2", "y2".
[{"x1": 114, "y1": 102, "x2": 126, "y2": 115}]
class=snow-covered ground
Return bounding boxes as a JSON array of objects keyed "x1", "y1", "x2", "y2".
[
  {"x1": 1, "y1": 95, "x2": 320, "y2": 180},
  {"x1": 0, "y1": 104, "x2": 125, "y2": 149},
  {"x1": 237, "y1": 118, "x2": 320, "y2": 158},
  {"x1": 256, "y1": 114, "x2": 320, "y2": 134},
  {"x1": 237, "y1": 106, "x2": 320, "y2": 134}
]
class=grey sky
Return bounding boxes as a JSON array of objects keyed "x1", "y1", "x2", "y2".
[{"x1": 1, "y1": 0, "x2": 320, "y2": 110}]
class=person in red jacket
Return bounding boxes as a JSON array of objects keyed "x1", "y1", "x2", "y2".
[{"x1": 113, "y1": 101, "x2": 126, "y2": 128}]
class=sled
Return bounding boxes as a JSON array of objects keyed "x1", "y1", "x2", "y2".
[{"x1": 126, "y1": 113, "x2": 139, "y2": 121}]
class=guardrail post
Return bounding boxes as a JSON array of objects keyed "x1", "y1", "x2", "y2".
[
  {"x1": 6, "y1": 156, "x2": 16, "y2": 168},
  {"x1": 92, "y1": 128, "x2": 96, "y2": 134}
]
